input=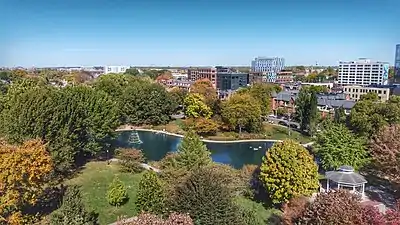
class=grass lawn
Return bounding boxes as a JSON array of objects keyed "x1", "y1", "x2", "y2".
[
  {"x1": 235, "y1": 196, "x2": 281, "y2": 224},
  {"x1": 65, "y1": 161, "x2": 143, "y2": 225},
  {"x1": 147, "y1": 120, "x2": 311, "y2": 144}
]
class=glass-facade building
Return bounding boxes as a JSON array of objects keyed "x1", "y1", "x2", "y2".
[
  {"x1": 216, "y1": 72, "x2": 249, "y2": 91},
  {"x1": 395, "y1": 44, "x2": 400, "y2": 78},
  {"x1": 251, "y1": 57, "x2": 285, "y2": 82}
]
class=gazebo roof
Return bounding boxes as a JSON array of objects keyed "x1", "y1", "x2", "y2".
[{"x1": 325, "y1": 165, "x2": 367, "y2": 185}]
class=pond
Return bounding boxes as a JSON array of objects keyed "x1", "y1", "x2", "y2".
[{"x1": 114, "y1": 130, "x2": 275, "y2": 169}]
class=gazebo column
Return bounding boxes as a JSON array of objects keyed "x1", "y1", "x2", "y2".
[
  {"x1": 338, "y1": 183, "x2": 340, "y2": 190},
  {"x1": 361, "y1": 184, "x2": 365, "y2": 197},
  {"x1": 326, "y1": 179, "x2": 330, "y2": 192}
]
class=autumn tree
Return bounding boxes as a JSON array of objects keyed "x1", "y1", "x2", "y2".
[
  {"x1": 259, "y1": 140, "x2": 319, "y2": 204},
  {"x1": 115, "y1": 148, "x2": 146, "y2": 173},
  {"x1": 314, "y1": 123, "x2": 369, "y2": 170},
  {"x1": 183, "y1": 117, "x2": 219, "y2": 136},
  {"x1": 370, "y1": 124, "x2": 400, "y2": 183},
  {"x1": 281, "y1": 197, "x2": 309, "y2": 225},
  {"x1": 183, "y1": 93, "x2": 213, "y2": 118},
  {"x1": 0, "y1": 140, "x2": 53, "y2": 224},
  {"x1": 190, "y1": 79, "x2": 217, "y2": 106},
  {"x1": 297, "y1": 190, "x2": 365, "y2": 225},
  {"x1": 136, "y1": 171, "x2": 166, "y2": 215},
  {"x1": 221, "y1": 92, "x2": 262, "y2": 133},
  {"x1": 50, "y1": 185, "x2": 98, "y2": 225}
]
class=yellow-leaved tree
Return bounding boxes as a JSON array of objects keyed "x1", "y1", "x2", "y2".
[{"x1": 0, "y1": 139, "x2": 53, "y2": 224}]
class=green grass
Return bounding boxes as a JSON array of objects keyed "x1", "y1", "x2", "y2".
[
  {"x1": 263, "y1": 124, "x2": 311, "y2": 144},
  {"x1": 235, "y1": 196, "x2": 282, "y2": 224},
  {"x1": 65, "y1": 161, "x2": 143, "y2": 225}
]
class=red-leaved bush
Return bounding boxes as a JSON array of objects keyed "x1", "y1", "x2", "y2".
[{"x1": 118, "y1": 212, "x2": 193, "y2": 225}]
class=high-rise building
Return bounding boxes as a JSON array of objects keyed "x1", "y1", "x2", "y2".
[
  {"x1": 395, "y1": 44, "x2": 400, "y2": 78},
  {"x1": 251, "y1": 57, "x2": 285, "y2": 82},
  {"x1": 338, "y1": 58, "x2": 389, "y2": 86}
]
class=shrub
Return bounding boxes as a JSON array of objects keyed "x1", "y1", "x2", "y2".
[
  {"x1": 116, "y1": 148, "x2": 145, "y2": 173},
  {"x1": 136, "y1": 171, "x2": 166, "y2": 215},
  {"x1": 259, "y1": 140, "x2": 319, "y2": 204},
  {"x1": 170, "y1": 167, "x2": 244, "y2": 225},
  {"x1": 117, "y1": 212, "x2": 193, "y2": 225},
  {"x1": 50, "y1": 185, "x2": 98, "y2": 225},
  {"x1": 107, "y1": 177, "x2": 128, "y2": 206}
]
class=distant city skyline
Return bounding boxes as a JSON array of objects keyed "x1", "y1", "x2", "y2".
[{"x1": 1, "y1": 0, "x2": 399, "y2": 67}]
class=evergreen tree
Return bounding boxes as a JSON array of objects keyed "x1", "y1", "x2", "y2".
[
  {"x1": 107, "y1": 177, "x2": 128, "y2": 206},
  {"x1": 334, "y1": 106, "x2": 346, "y2": 124},
  {"x1": 170, "y1": 167, "x2": 244, "y2": 225},
  {"x1": 295, "y1": 87, "x2": 319, "y2": 135},
  {"x1": 50, "y1": 185, "x2": 98, "y2": 225},
  {"x1": 175, "y1": 131, "x2": 212, "y2": 170},
  {"x1": 136, "y1": 171, "x2": 166, "y2": 215}
]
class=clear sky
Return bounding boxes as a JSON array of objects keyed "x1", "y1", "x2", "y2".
[{"x1": 1, "y1": 0, "x2": 399, "y2": 67}]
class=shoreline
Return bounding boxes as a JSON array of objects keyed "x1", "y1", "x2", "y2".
[{"x1": 115, "y1": 127, "x2": 314, "y2": 146}]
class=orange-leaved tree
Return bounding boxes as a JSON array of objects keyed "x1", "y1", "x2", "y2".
[{"x1": 0, "y1": 139, "x2": 53, "y2": 224}]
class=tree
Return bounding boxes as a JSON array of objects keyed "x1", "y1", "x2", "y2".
[
  {"x1": 107, "y1": 177, "x2": 128, "y2": 206},
  {"x1": 124, "y1": 68, "x2": 140, "y2": 76},
  {"x1": 121, "y1": 82, "x2": 175, "y2": 125},
  {"x1": 175, "y1": 131, "x2": 212, "y2": 170},
  {"x1": 183, "y1": 93, "x2": 213, "y2": 119},
  {"x1": 116, "y1": 148, "x2": 145, "y2": 173},
  {"x1": 221, "y1": 93, "x2": 262, "y2": 133},
  {"x1": 190, "y1": 79, "x2": 217, "y2": 106},
  {"x1": 281, "y1": 197, "x2": 309, "y2": 225},
  {"x1": 238, "y1": 83, "x2": 280, "y2": 116},
  {"x1": 259, "y1": 140, "x2": 319, "y2": 204},
  {"x1": 136, "y1": 171, "x2": 166, "y2": 215},
  {"x1": 183, "y1": 117, "x2": 219, "y2": 136},
  {"x1": 334, "y1": 106, "x2": 346, "y2": 124},
  {"x1": 170, "y1": 167, "x2": 244, "y2": 225},
  {"x1": 50, "y1": 185, "x2": 98, "y2": 225},
  {"x1": 297, "y1": 190, "x2": 365, "y2": 225},
  {"x1": 350, "y1": 94, "x2": 400, "y2": 137},
  {"x1": 169, "y1": 87, "x2": 188, "y2": 108},
  {"x1": 0, "y1": 140, "x2": 53, "y2": 224},
  {"x1": 0, "y1": 83, "x2": 120, "y2": 173},
  {"x1": 370, "y1": 124, "x2": 400, "y2": 183},
  {"x1": 314, "y1": 123, "x2": 369, "y2": 170},
  {"x1": 295, "y1": 86, "x2": 318, "y2": 135}
]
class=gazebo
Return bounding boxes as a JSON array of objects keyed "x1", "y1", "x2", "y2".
[{"x1": 324, "y1": 165, "x2": 367, "y2": 197}]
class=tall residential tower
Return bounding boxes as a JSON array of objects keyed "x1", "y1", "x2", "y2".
[
  {"x1": 251, "y1": 57, "x2": 285, "y2": 82},
  {"x1": 337, "y1": 58, "x2": 389, "y2": 86},
  {"x1": 395, "y1": 44, "x2": 400, "y2": 79}
]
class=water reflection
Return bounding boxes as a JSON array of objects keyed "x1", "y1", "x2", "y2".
[{"x1": 115, "y1": 130, "x2": 275, "y2": 169}]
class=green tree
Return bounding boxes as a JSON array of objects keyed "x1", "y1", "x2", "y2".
[
  {"x1": 170, "y1": 167, "x2": 244, "y2": 225},
  {"x1": 314, "y1": 123, "x2": 369, "y2": 170},
  {"x1": 125, "y1": 68, "x2": 140, "y2": 76},
  {"x1": 169, "y1": 87, "x2": 188, "y2": 108},
  {"x1": 221, "y1": 93, "x2": 262, "y2": 133},
  {"x1": 295, "y1": 87, "x2": 318, "y2": 135},
  {"x1": 107, "y1": 177, "x2": 128, "y2": 206},
  {"x1": 115, "y1": 148, "x2": 145, "y2": 173},
  {"x1": 50, "y1": 185, "x2": 98, "y2": 225},
  {"x1": 334, "y1": 106, "x2": 346, "y2": 124},
  {"x1": 121, "y1": 82, "x2": 175, "y2": 125},
  {"x1": 0, "y1": 83, "x2": 120, "y2": 173},
  {"x1": 238, "y1": 83, "x2": 280, "y2": 116},
  {"x1": 136, "y1": 171, "x2": 166, "y2": 215},
  {"x1": 175, "y1": 131, "x2": 212, "y2": 170},
  {"x1": 259, "y1": 140, "x2": 319, "y2": 204},
  {"x1": 183, "y1": 93, "x2": 213, "y2": 118}
]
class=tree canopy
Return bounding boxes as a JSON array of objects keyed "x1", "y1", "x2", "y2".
[
  {"x1": 259, "y1": 140, "x2": 319, "y2": 204},
  {"x1": 314, "y1": 123, "x2": 369, "y2": 171},
  {"x1": 295, "y1": 86, "x2": 319, "y2": 135},
  {"x1": 221, "y1": 92, "x2": 262, "y2": 133},
  {"x1": 184, "y1": 93, "x2": 213, "y2": 119}
]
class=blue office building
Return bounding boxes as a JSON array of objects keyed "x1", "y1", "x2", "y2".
[
  {"x1": 395, "y1": 44, "x2": 400, "y2": 78},
  {"x1": 251, "y1": 57, "x2": 285, "y2": 82}
]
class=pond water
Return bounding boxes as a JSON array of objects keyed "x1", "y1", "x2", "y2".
[{"x1": 114, "y1": 130, "x2": 275, "y2": 169}]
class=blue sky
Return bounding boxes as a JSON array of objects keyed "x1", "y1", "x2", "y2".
[{"x1": 1, "y1": 0, "x2": 399, "y2": 67}]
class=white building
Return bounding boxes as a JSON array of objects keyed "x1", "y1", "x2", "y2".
[
  {"x1": 338, "y1": 58, "x2": 389, "y2": 86},
  {"x1": 104, "y1": 66, "x2": 130, "y2": 74},
  {"x1": 251, "y1": 57, "x2": 285, "y2": 82},
  {"x1": 343, "y1": 85, "x2": 390, "y2": 102}
]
